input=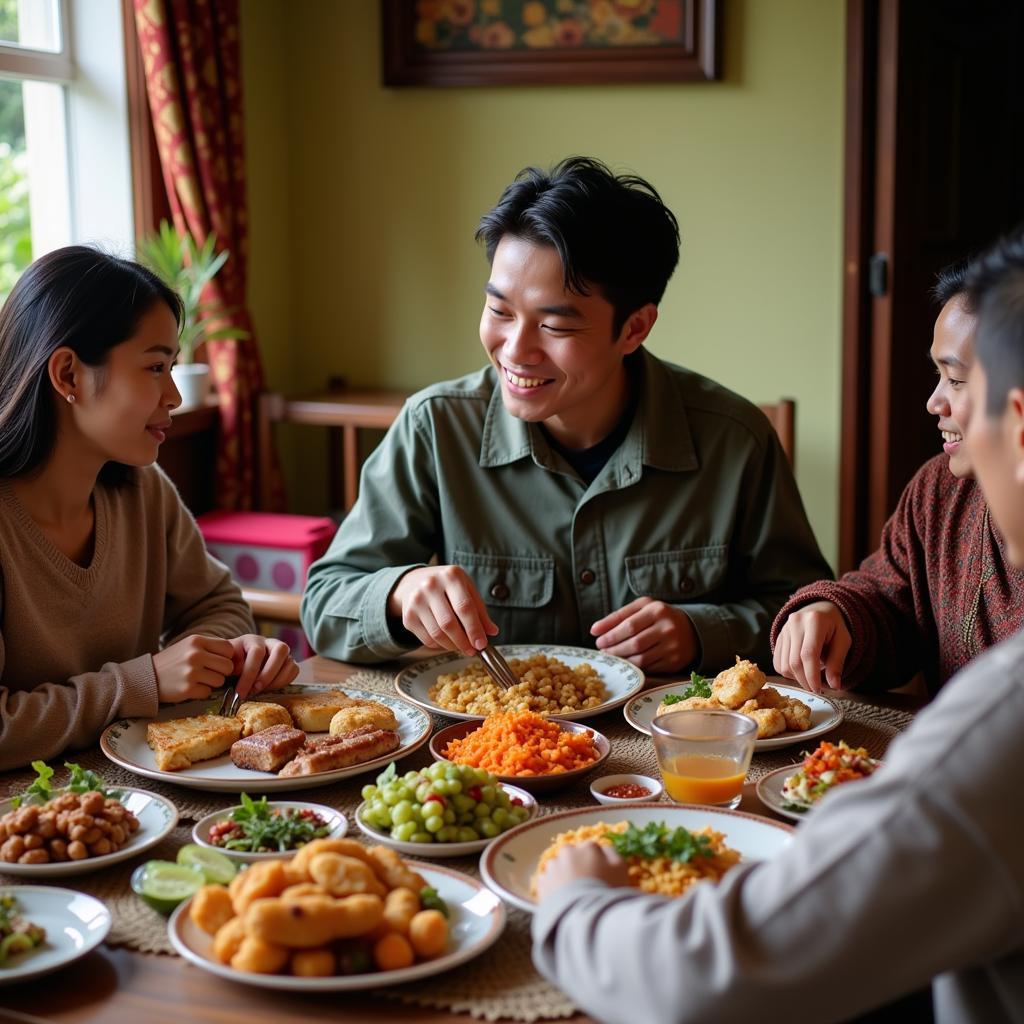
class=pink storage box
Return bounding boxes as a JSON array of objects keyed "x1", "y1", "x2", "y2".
[{"x1": 196, "y1": 511, "x2": 336, "y2": 658}]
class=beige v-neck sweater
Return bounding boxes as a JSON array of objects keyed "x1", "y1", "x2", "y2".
[{"x1": 0, "y1": 465, "x2": 255, "y2": 770}]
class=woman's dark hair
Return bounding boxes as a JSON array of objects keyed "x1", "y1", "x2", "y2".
[
  {"x1": 0, "y1": 245, "x2": 182, "y2": 483},
  {"x1": 475, "y1": 156, "x2": 680, "y2": 335}
]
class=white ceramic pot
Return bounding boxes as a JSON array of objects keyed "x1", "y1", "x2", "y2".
[{"x1": 171, "y1": 363, "x2": 211, "y2": 409}]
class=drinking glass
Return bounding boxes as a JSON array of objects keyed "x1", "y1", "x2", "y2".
[{"x1": 650, "y1": 710, "x2": 757, "y2": 809}]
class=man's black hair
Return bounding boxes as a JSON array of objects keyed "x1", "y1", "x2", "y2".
[
  {"x1": 965, "y1": 227, "x2": 1024, "y2": 415},
  {"x1": 476, "y1": 156, "x2": 680, "y2": 335}
]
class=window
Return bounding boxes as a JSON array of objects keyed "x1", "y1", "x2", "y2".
[{"x1": 0, "y1": 0, "x2": 133, "y2": 301}]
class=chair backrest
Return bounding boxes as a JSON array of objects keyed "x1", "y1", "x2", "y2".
[
  {"x1": 258, "y1": 387, "x2": 410, "y2": 512},
  {"x1": 757, "y1": 399, "x2": 796, "y2": 467}
]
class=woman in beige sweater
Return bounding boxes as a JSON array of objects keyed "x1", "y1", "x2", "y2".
[{"x1": 0, "y1": 247, "x2": 298, "y2": 770}]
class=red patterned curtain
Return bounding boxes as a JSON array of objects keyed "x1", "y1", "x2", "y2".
[{"x1": 132, "y1": 0, "x2": 277, "y2": 510}]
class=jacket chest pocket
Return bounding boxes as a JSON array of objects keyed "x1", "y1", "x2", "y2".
[
  {"x1": 452, "y1": 550, "x2": 554, "y2": 608},
  {"x1": 624, "y1": 546, "x2": 728, "y2": 602}
]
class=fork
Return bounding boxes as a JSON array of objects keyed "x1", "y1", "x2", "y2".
[
  {"x1": 478, "y1": 645, "x2": 519, "y2": 691},
  {"x1": 216, "y1": 677, "x2": 241, "y2": 717}
]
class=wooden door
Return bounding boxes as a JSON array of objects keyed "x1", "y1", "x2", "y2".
[{"x1": 839, "y1": 0, "x2": 1024, "y2": 571}]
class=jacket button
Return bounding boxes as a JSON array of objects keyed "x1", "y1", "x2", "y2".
[
  {"x1": 579, "y1": 569, "x2": 596, "y2": 585},
  {"x1": 680, "y1": 577, "x2": 695, "y2": 594},
  {"x1": 490, "y1": 582, "x2": 510, "y2": 600}
]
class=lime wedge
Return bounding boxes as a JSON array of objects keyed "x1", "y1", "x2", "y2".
[
  {"x1": 176, "y1": 843, "x2": 238, "y2": 885},
  {"x1": 131, "y1": 860, "x2": 205, "y2": 914}
]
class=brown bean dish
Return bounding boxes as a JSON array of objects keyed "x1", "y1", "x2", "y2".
[{"x1": 427, "y1": 653, "x2": 609, "y2": 716}]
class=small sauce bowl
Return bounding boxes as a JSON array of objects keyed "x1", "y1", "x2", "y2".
[{"x1": 590, "y1": 773, "x2": 663, "y2": 805}]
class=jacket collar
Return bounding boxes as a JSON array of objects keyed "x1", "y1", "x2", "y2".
[{"x1": 478, "y1": 349, "x2": 698, "y2": 474}]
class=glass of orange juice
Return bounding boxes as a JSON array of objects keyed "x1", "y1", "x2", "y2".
[{"x1": 650, "y1": 710, "x2": 757, "y2": 809}]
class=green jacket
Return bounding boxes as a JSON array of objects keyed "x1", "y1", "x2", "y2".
[{"x1": 301, "y1": 350, "x2": 832, "y2": 672}]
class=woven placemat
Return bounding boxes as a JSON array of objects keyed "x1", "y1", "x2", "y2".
[{"x1": 0, "y1": 673, "x2": 914, "y2": 1021}]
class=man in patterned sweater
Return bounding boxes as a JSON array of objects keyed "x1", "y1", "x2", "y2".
[{"x1": 771, "y1": 262, "x2": 1024, "y2": 695}]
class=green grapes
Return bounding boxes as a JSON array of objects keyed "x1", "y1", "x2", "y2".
[{"x1": 360, "y1": 761, "x2": 531, "y2": 844}]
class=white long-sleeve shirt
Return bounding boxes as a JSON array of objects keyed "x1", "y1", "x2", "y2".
[{"x1": 533, "y1": 630, "x2": 1024, "y2": 1024}]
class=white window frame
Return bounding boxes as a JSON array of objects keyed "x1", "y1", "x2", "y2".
[{"x1": 0, "y1": 0, "x2": 134, "y2": 259}]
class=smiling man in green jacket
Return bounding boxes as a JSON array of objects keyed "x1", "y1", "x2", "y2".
[{"x1": 301, "y1": 157, "x2": 831, "y2": 674}]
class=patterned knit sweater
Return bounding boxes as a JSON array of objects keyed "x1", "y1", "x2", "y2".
[
  {"x1": 0, "y1": 465, "x2": 254, "y2": 770},
  {"x1": 770, "y1": 455, "x2": 1024, "y2": 695}
]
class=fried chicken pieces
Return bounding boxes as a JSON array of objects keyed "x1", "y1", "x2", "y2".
[{"x1": 655, "y1": 658, "x2": 813, "y2": 739}]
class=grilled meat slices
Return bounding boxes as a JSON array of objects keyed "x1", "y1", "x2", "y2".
[
  {"x1": 230, "y1": 723, "x2": 307, "y2": 772},
  {"x1": 146, "y1": 715, "x2": 242, "y2": 772},
  {"x1": 278, "y1": 725, "x2": 400, "y2": 777}
]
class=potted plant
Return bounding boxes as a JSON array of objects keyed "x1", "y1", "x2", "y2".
[{"x1": 136, "y1": 220, "x2": 249, "y2": 408}]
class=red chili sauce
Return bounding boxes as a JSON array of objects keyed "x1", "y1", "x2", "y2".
[{"x1": 602, "y1": 783, "x2": 651, "y2": 799}]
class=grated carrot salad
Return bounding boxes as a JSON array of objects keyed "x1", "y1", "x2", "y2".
[{"x1": 443, "y1": 710, "x2": 599, "y2": 776}]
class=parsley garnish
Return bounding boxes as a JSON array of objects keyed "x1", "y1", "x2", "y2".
[
  {"x1": 12, "y1": 762, "x2": 120, "y2": 809},
  {"x1": 661, "y1": 672, "x2": 712, "y2": 706},
  {"x1": 604, "y1": 821, "x2": 715, "y2": 863},
  {"x1": 215, "y1": 793, "x2": 331, "y2": 853}
]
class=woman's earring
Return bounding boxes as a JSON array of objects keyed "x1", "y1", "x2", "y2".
[{"x1": 66, "y1": 394, "x2": 75, "y2": 404}]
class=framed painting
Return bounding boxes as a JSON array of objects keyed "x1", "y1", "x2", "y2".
[{"x1": 381, "y1": 1, "x2": 721, "y2": 86}]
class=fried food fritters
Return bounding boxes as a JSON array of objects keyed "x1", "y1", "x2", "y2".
[
  {"x1": 329, "y1": 702, "x2": 397, "y2": 735},
  {"x1": 656, "y1": 659, "x2": 812, "y2": 738},
  {"x1": 236, "y1": 701, "x2": 292, "y2": 737}
]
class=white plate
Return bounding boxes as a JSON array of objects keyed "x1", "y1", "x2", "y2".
[
  {"x1": 755, "y1": 764, "x2": 808, "y2": 822},
  {"x1": 756, "y1": 759, "x2": 883, "y2": 823},
  {"x1": 480, "y1": 802, "x2": 794, "y2": 913},
  {"x1": 395, "y1": 645, "x2": 645, "y2": 722},
  {"x1": 168, "y1": 862, "x2": 506, "y2": 990},
  {"x1": 353, "y1": 784, "x2": 537, "y2": 858},
  {"x1": 0, "y1": 887, "x2": 111, "y2": 984},
  {"x1": 0, "y1": 788, "x2": 178, "y2": 878},
  {"x1": 100, "y1": 685, "x2": 432, "y2": 792},
  {"x1": 192, "y1": 801, "x2": 348, "y2": 862},
  {"x1": 623, "y1": 679, "x2": 844, "y2": 751}
]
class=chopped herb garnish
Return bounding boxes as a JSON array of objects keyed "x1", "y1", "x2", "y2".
[
  {"x1": 660, "y1": 672, "x2": 712, "y2": 706},
  {"x1": 604, "y1": 821, "x2": 715, "y2": 863},
  {"x1": 11, "y1": 761, "x2": 120, "y2": 809},
  {"x1": 419, "y1": 886, "x2": 449, "y2": 918},
  {"x1": 209, "y1": 793, "x2": 332, "y2": 853}
]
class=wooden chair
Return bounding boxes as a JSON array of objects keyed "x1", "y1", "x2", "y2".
[
  {"x1": 241, "y1": 587, "x2": 302, "y2": 624},
  {"x1": 258, "y1": 386, "x2": 410, "y2": 513},
  {"x1": 757, "y1": 399, "x2": 796, "y2": 467}
]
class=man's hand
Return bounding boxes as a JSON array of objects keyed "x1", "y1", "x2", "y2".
[
  {"x1": 153, "y1": 635, "x2": 236, "y2": 703},
  {"x1": 387, "y1": 565, "x2": 499, "y2": 657},
  {"x1": 591, "y1": 597, "x2": 698, "y2": 672},
  {"x1": 772, "y1": 600, "x2": 852, "y2": 693},
  {"x1": 535, "y1": 841, "x2": 630, "y2": 901},
  {"x1": 228, "y1": 635, "x2": 300, "y2": 700}
]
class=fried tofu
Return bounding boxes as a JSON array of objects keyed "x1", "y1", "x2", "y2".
[
  {"x1": 231, "y1": 723, "x2": 306, "y2": 772},
  {"x1": 278, "y1": 726, "x2": 400, "y2": 778},
  {"x1": 712, "y1": 657, "x2": 768, "y2": 709},
  {"x1": 146, "y1": 715, "x2": 242, "y2": 772},
  {"x1": 328, "y1": 702, "x2": 397, "y2": 736},
  {"x1": 236, "y1": 701, "x2": 292, "y2": 737},
  {"x1": 272, "y1": 689, "x2": 359, "y2": 732}
]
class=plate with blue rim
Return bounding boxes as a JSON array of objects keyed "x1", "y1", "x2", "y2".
[
  {"x1": 100, "y1": 684, "x2": 432, "y2": 792},
  {"x1": 394, "y1": 645, "x2": 645, "y2": 722},
  {"x1": 623, "y1": 678, "x2": 844, "y2": 752}
]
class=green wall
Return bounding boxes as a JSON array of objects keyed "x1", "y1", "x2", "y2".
[{"x1": 243, "y1": 0, "x2": 845, "y2": 568}]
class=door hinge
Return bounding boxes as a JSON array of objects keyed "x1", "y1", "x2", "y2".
[{"x1": 869, "y1": 252, "x2": 889, "y2": 297}]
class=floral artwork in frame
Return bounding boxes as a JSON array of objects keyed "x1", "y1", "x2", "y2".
[{"x1": 381, "y1": 0, "x2": 720, "y2": 86}]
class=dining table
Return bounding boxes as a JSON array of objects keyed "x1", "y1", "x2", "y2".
[{"x1": 0, "y1": 654, "x2": 924, "y2": 1024}]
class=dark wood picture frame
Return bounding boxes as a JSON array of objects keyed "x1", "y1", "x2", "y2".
[{"x1": 381, "y1": 0, "x2": 720, "y2": 87}]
